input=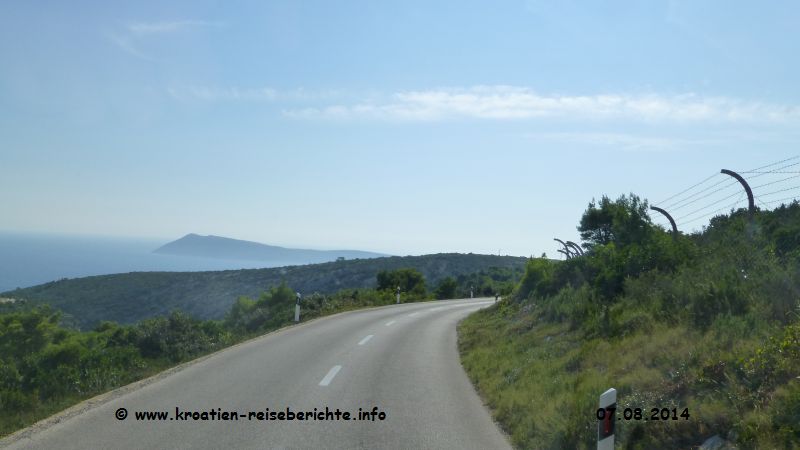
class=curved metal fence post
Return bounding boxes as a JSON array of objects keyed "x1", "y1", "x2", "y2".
[
  {"x1": 649, "y1": 206, "x2": 678, "y2": 239},
  {"x1": 566, "y1": 241, "x2": 584, "y2": 256},
  {"x1": 720, "y1": 169, "x2": 755, "y2": 218},
  {"x1": 554, "y1": 238, "x2": 573, "y2": 258}
]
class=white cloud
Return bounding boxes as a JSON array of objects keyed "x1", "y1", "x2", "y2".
[
  {"x1": 107, "y1": 34, "x2": 154, "y2": 61},
  {"x1": 127, "y1": 20, "x2": 221, "y2": 35},
  {"x1": 167, "y1": 86, "x2": 344, "y2": 103},
  {"x1": 282, "y1": 86, "x2": 800, "y2": 123},
  {"x1": 168, "y1": 86, "x2": 278, "y2": 102},
  {"x1": 109, "y1": 19, "x2": 220, "y2": 60},
  {"x1": 521, "y1": 132, "x2": 726, "y2": 152}
]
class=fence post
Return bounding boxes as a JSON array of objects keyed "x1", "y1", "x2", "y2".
[
  {"x1": 650, "y1": 206, "x2": 679, "y2": 239},
  {"x1": 720, "y1": 169, "x2": 755, "y2": 218}
]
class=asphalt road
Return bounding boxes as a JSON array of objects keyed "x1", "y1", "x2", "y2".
[{"x1": 3, "y1": 298, "x2": 511, "y2": 450}]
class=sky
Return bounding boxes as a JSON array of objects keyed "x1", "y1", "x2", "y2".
[{"x1": 2, "y1": 1, "x2": 800, "y2": 257}]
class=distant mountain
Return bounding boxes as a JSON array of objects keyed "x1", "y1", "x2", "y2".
[
  {"x1": 4, "y1": 253, "x2": 527, "y2": 330},
  {"x1": 154, "y1": 234, "x2": 387, "y2": 264}
]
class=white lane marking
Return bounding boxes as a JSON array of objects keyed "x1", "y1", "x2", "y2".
[
  {"x1": 319, "y1": 365, "x2": 342, "y2": 386},
  {"x1": 385, "y1": 320, "x2": 396, "y2": 326},
  {"x1": 408, "y1": 312, "x2": 420, "y2": 317},
  {"x1": 358, "y1": 335, "x2": 374, "y2": 346},
  {"x1": 430, "y1": 307, "x2": 444, "y2": 311}
]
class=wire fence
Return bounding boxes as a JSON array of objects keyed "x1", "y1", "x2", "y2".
[{"x1": 650, "y1": 155, "x2": 800, "y2": 232}]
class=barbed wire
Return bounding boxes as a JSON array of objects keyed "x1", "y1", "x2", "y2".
[
  {"x1": 750, "y1": 173, "x2": 800, "y2": 190},
  {"x1": 680, "y1": 181, "x2": 800, "y2": 229},
  {"x1": 674, "y1": 188, "x2": 748, "y2": 221},
  {"x1": 740, "y1": 155, "x2": 800, "y2": 173},
  {"x1": 742, "y1": 161, "x2": 800, "y2": 181},
  {"x1": 667, "y1": 180, "x2": 740, "y2": 212},
  {"x1": 656, "y1": 172, "x2": 718, "y2": 205},
  {"x1": 756, "y1": 184, "x2": 800, "y2": 199},
  {"x1": 678, "y1": 192, "x2": 748, "y2": 228},
  {"x1": 762, "y1": 195, "x2": 800, "y2": 206},
  {"x1": 661, "y1": 176, "x2": 729, "y2": 210},
  {"x1": 646, "y1": 155, "x2": 800, "y2": 233},
  {"x1": 655, "y1": 155, "x2": 799, "y2": 212},
  {"x1": 678, "y1": 180, "x2": 800, "y2": 230}
]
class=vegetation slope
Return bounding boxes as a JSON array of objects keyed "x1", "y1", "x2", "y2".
[
  {"x1": 2, "y1": 253, "x2": 525, "y2": 329},
  {"x1": 459, "y1": 195, "x2": 800, "y2": 449}
]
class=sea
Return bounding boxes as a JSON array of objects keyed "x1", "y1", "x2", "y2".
[{"x1": 0, "y1": 232, "x2": 278, "y2": 293}]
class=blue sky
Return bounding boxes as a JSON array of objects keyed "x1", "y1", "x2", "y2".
[{"x1": 2, "y1": 1, "x2": 799, "y2": 256}]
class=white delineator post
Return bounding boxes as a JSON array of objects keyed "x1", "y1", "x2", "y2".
[
  {"x1": 470, "y1": 286, "x2": 474, "y2": 299},
  {"x1": 598, "y1": 388, "x2": 616, "y2": 450},
  {"x1": 294, "y1": 292, "x2": 301, "y2": 322},
  {"x1": 396, "y1": 286, "x2": 401, "y2": 304}
]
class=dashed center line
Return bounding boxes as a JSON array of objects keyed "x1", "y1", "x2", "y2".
[
  {"x1": 319, "y1": 365, "x2": 342, "y2": 386},
  {"x1": 385, "y1": 320, "x2": 396, "y2": 326},
  {"x1": 430, "y1": 307, "x2": 444, "y2": 311},
  {"x1": 408, "y1": 312, "x2": 420, "y2": 317},
  {"x1": 358, "y1": 335, "x2": 374, "y2": 346}
]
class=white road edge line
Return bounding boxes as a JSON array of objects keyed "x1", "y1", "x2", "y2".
[
  {"x1": 358, "y1": 335, "x2": 374, "y2": 346},
  {"x1": 319, "y1": 365, "x2": 342, "y2": 386},
  {"x1": 453, "y1": 302, "x2": 492, "y2": 307},
  {"x1": 408, "y1": 312, "x2": 419, "y2": 317},
  {"x1": 430, "y1": 307, "x2": 444, "y2": 311},
  {"x1": 385, "y1": 320, "x2": 396, "y2": 326}
]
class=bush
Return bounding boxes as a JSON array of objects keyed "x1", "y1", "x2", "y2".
[
  {"x1": 462, "y1": 197, "x2": 800, "y2": 448},
  {"x1": 516, "y1": 257, "x2": 554, "y2": 300},
  {"x1": 376, "y1": 268, "x2": 427, "y2": 299},
  {"x1": 434, "y1": 277, "x2": 458, "y2": 299}
]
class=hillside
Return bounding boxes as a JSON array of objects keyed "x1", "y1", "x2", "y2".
[
  {"x1": 154, "y1": 233, "x2": 387, "y2": 263},
  {"x1": 458, "y1": 196, "x2": 800, "y2": 448},
  {"x1": 3, "y1": 253, "x2": 526, "y2": 329}
]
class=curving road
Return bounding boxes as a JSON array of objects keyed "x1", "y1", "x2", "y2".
[{"x1": 3, "y1": 298, "x2": 511, "y2": 450}]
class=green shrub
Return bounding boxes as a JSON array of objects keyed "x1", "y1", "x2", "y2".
[
  {"x1": 461, "y1": 198, "x2": 800, "y2": 448},
  {"x1": 434, "y1": 277, "x2": 458, "y2": 299},
  {"x1": 376, "y1": 268, "x2": 427, "y2": 299}
]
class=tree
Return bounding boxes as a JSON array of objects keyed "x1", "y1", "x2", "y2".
[
  {"x1": 517, "y1": 257, "x2": 555, "y2": 300},
  {"x1": 224, "y1": 296, "x2": 257, "y2": 331},
  {"x1": 376, "y1": 268, "x2": 427, "y2": 298},
  {"x1": 256, "y1": 283, "x2": 295, "y2": 308},
  {"x1": 574, "y1": 193, "x2": 691, "y2": 301},
  {"x1": 578, "y1": 193, "x2": 651, "y2": 249},
  {"x1": 434, "y1": 277, "x2": 458, "y2": 300}
]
